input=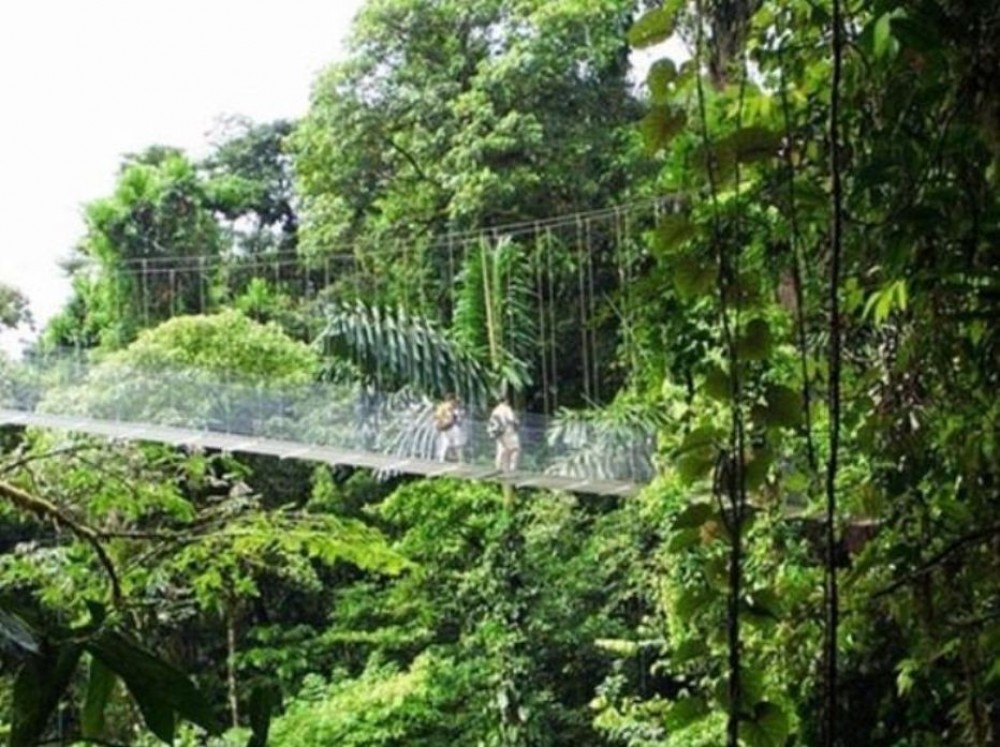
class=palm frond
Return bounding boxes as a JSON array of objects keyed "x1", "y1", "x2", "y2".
[
  {"x1": 545, "y1": 400, "x2": 663, "y2": 483},
  {"x1": 452, "y1": 236, "x2": 537, "y2": 394},
  {"x1": 317, "y1": 300, "x2": 492, "y2": 409}
]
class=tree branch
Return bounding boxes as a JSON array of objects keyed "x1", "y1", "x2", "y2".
[
  {"x1": 872, "y1": 524, "x2": 1000, "y2": 601},
  {"x1": 0, "y1": 480, "x2": 122, "y2": 605},
  {"x1": 379, "y1": 134, "x2": 445, "y2": 190},
  {"x1": 0, "y1": 444, "x2": 101, "y2": 477}
]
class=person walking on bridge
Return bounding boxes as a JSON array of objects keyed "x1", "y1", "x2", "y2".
[
  {"x1": 488, "y1": 394, "x2": 520, "y2": 472},
  {"x1": 434, "y1": 392, "x2": 466, "y2": 462}
]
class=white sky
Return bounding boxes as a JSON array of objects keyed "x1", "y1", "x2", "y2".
[{"x1": 0, "y1": 0, "x2": 364, "y2": 351}]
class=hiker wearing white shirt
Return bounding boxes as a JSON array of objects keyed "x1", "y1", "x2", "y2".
[
  {"x1": 433, "y1": 393, "x2": 466, "y2": 462},
  {"x1": 488, "y1": 397, "x2": 520, "y2": 472}
]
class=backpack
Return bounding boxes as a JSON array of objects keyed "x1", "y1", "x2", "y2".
[{"x1": 434, "y1": 401, "x2": 456, "y2": 431}]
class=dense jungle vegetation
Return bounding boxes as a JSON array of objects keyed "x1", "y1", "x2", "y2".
[{"x1": 2, "y1": 0, "x2": 1000, "y2": 744}]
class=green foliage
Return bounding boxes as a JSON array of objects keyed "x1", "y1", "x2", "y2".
[
  {"x1": 452, "y1": 236, "x2": 537, "y2": 393},
  {"x1": 319, "y1": 299, "x2": 492, "y2": 407},
  {"x1": 2, "y1": 602, "x2": 219, "y2": 746},
  {"x1": 10, "y1": 0, "x2": 1000, "y2": 743},
  {"x1": 49, "y1": 148, "x2": 223, "y2": 348},
  {"x1": 107, "y1": 309, "x2": 318, "y2": 383},
  {"x1": 616, "y1": 0, "x2": 1000, "y2": 742},
  {"x1": 203, "y1": 117, "x2": 298, "y2": 253},
  {"x1": 0, "y1": 283, "x2": 31, "y2": 330},
  {"x1": 269, "y1": 654, "x2": 485, "y2": 746},
  {"x1": 291, "y1": 0, "x2": 644, "y2": 312}
]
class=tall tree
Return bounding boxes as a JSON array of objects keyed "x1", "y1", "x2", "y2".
[
  {"x1": 0, "y1": 282, "x2": 31, "y2": 330},
  {"x1": 203, "y1": 116, "x2": 299, "y2": 256},
  {"x1": 291, "y1": 0, "x2": 645, "y2": 310},
  {"x1": 47, "y1": 148, "x2": 224, "y2": 349}
]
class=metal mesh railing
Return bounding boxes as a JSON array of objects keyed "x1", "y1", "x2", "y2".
[{"x1": 0, "y1": 354, "x2": 657, "y2": 486}]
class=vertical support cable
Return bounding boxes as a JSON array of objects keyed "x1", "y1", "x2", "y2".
[
  {"x1": 535, "y1": 224, "x2": 550, "y2": 414},
  {"x1": 114, "y1": 267, "x2": 125, "y2": 343},
  {"x1": 546, "y1": 227, "x2": 559, "y2": 411},
  {"x1": 576, "y1": 216, "x2": 590, "y2": 402},
  {"x1": 169, "y1": 268, "x2": 177, "y2": 317},
  {"x1": 141, "y1": 259, "x2": 150, "y2": 328},
  {"x1": 584, "y1": 218, "x2": 601, "y2": 401},
  {"x1": 624, "y1": 207, "x2": 638, "y2": 378},
  {"x1": 447, "y1": 231, "x2": 457, "y2": 324},
  {"x1": 614, "y1": 206, "x2": 628, "y2": 389},
  {"x1": 198, "y1": 256, "x2": 207, "y2": 313}
]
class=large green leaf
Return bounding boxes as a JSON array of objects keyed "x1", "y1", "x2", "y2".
[
  {"x1": 11, "y1": 643, "x2": 83, "y2": 747},
  {"x1": 87, "y1": 630, "x2": 219, "y2": 743},
  {"x1": 703, "y1": 363, "x2": 731, "y2": 401},
  {"x1": 666, "y1": 696, "x2": 710, "y2": 730},
  {"x1": 743, "y1": 448, "x2": 773, "y2": 491},
  {"x1": 744, "y1": 588, "x2": 783, "y2": 627},
  {"x1": 714, "y1": 665, "x2": 765, "y2": 715},
  {"x1": 736, "y1": 319, "x2": 772, "y2": 360},
  {"x1": 674, "y1": 587, "x2": 717, "y2": 623},
  {"x1": 627, "y1": 3, "x2": 681, "y2": 48},
  {"x1": 742, "y1": 701, "x2": 791, "y2": 747},
  {"x1": 673, "y1": 256, "x2": 717, "y2": 300},
  {"x1": 676, "y1": 427, "x2": 721, "y2": 485},
  {"x1": 763, "y1": 385, "x2": 803, "y2": 428},
  {"x1": 672, "y1": 501, "x2": 718, "y2": 530},
  {"x1": 647, "y1": 58, "x2": 678, "y2": 103},
  {"x1": 640, "y1": 106, "x2": 688, "y2": 155},
  {"x1": 653, "y1": 213, "x2": 696, "y2": 255},
  {"x1": 320, "y1": 300, "x2": 493, "y2": 407},
  {"x1": 671, "y1": 637, "x2": 710, "y2": 665},
  {"x1": 668, "y1": 527, "x2": 703, "y2": 552},
  {"x1": 82, "y1": 655, "x2": 117, "y2": 739}
]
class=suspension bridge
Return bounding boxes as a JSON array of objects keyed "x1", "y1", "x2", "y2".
[{"x1": 1, "y1": 199, "x2": 675, "y2": 496}]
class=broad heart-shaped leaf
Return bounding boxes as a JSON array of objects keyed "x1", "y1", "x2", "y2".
[
  {"x1": 736, "y1": 319, "x2": 772, "y2": 361},
  {"x1": 647, "y1": 58, "x2": 678, "y2": 103},
  {"x1": 673, "y1": 256, "x2": 717, "y2": 300},
  {"x1": 653, "y1": 213, "x2": 696, "y2": 256},
  {"x1": 743, "y1": 448, "x2": 772, "y2": 492},
  {"x1": 11, "y1": 642, "x2": 83, "y2": 747},
  {"x1": 713, "y1": 665, "x2": 765, "y2": 715},
  {"x1": 665, "y1": 696, "x2": 710, "y2": 730},
  {"x1": 743, "y1": 588, "x2": 783, "y2": 628},
  {"x1": 672, "y1": 501, "x2": 718, "y2": 530},
  {"x1": 724, "y1": 126, "x2": 782, "y2": 164},
  {"x1": 741, "y1": 701, "x2": 791, "y2": 747},
  {"x1": 87, "y1": 630, "x2": 219, "y2": 743},
  {"x1": 763, "y1": 385, "x2": 803, "y2": 429},
  {"x1": 703, "y1": 363, "x2": 731, "y2": 401},
  {"x1": 671, "y1": 637, "x2": 710, "y2": 665},
  {"x1": 640, "y1": 105, "x2": 688, "y2": 155},
  {"x1": 674, "y1": 587, "x2": 716, "y2": 622},
  {"x1": 695, "y1": 126, "x2": 781, "y2": 182},
  {"x1": 82, "y1": 654, "x2": 117, "y2": 739},
  {"x1": 676, "y1": 435, "x2": 719, "y2": 485},
  {"x1": 667, "y1": 527, "x2": 702, "y2": 552},
  {"x1": 627, "y1": 3, "x2": 680, "y2": 48}
]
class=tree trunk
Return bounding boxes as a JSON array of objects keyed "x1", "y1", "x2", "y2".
[{"x1": 226, "y1": 596, "x2": 240, "y2": 729}]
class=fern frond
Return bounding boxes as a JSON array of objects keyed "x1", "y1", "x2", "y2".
[{"x1": 318, "y1": 300, "x2": 492, "y2": 409}]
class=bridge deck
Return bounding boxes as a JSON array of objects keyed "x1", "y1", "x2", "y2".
[{"x1": 0, "y1": 409, "x2": 640, "y2": 497}]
